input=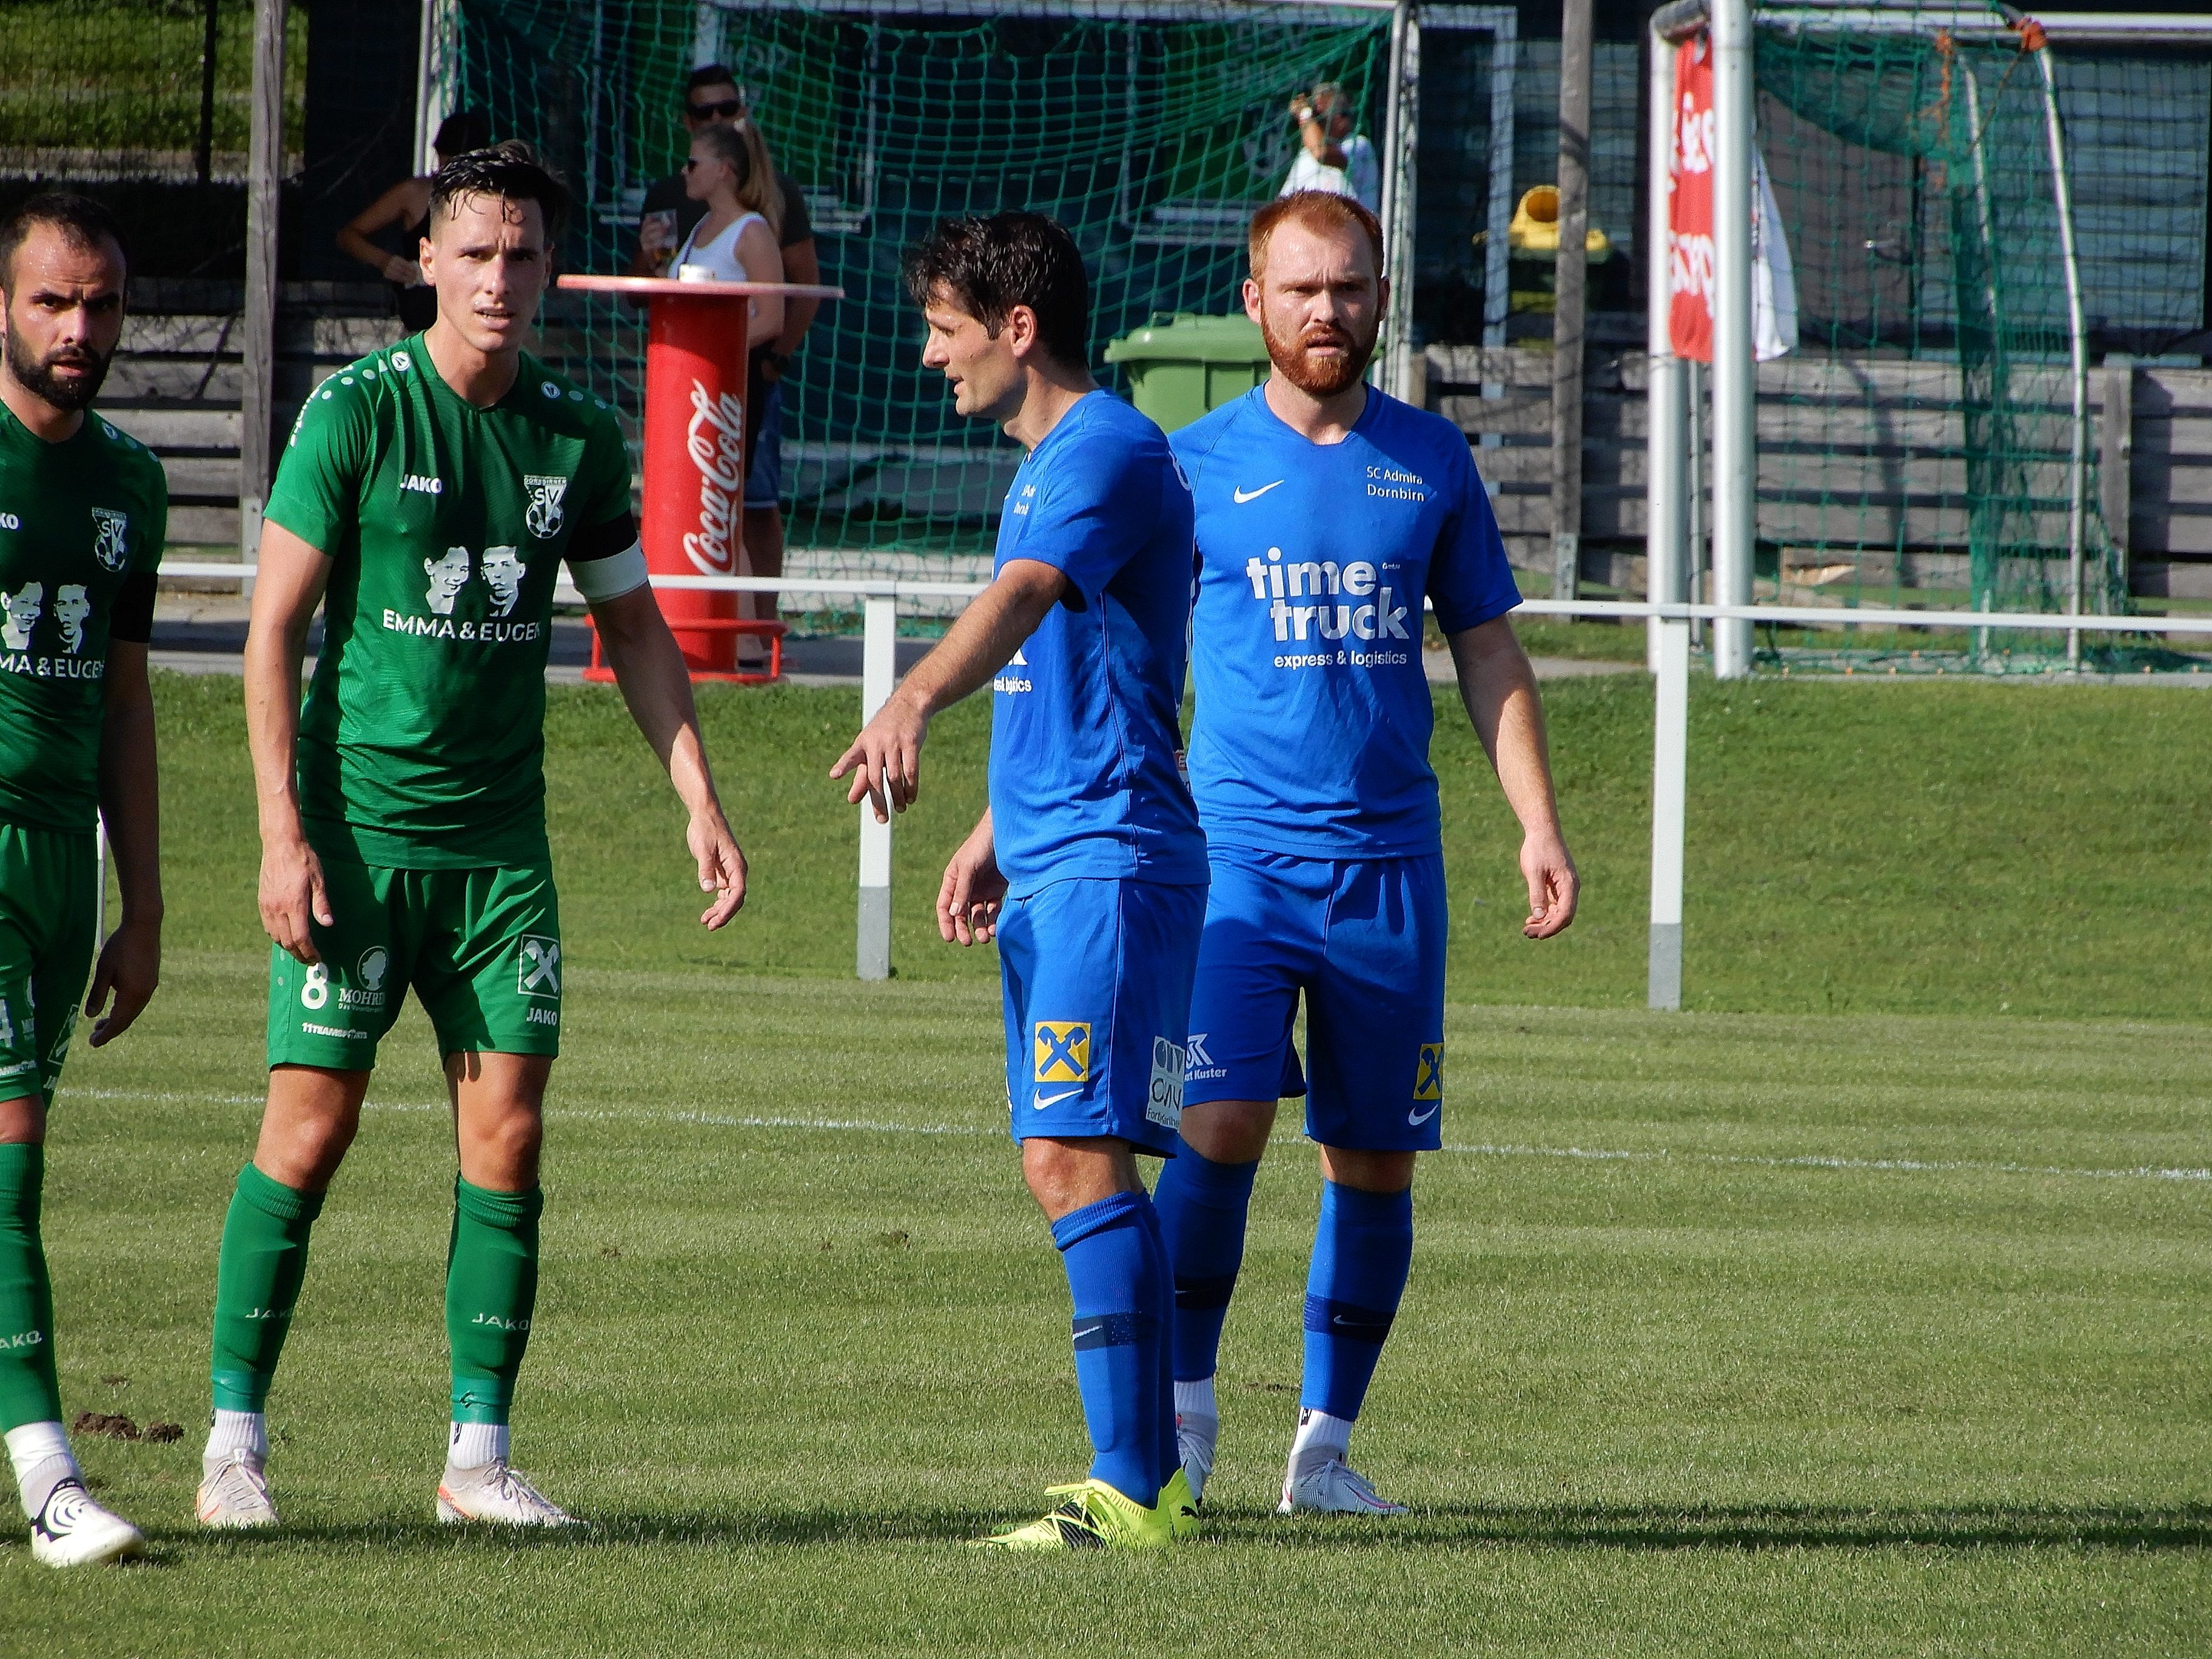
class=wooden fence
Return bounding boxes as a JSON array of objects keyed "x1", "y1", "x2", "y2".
[{"x1": 1424, "y1": 345, "x2": 2212, "y2": 601}]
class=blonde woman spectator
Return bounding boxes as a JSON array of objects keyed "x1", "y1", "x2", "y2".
[{"x1": 671, "y1": 119, "x2": 788, "y2": 665}]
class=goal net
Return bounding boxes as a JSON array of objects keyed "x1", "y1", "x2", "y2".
[
  {"x1": 1746, "y1": 2, "x2": 2130, "y2": 668},
  {"x1": 447, "y1": 0, "x2": 1392, "y2": 615}
]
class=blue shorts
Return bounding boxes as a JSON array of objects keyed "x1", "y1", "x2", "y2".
[
  {"x1": 1185, "y1": 846, "x2": 1447, "y2": 1152},
  {"x1": 745, "y1": 378, "x2": 783, "y2": 508},
  {"x1": 998, "y1": 876, "x2": 1207, "y2": 1158}
]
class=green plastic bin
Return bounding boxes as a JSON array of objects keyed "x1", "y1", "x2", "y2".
[{"x1": 1104, "y1": 312, "x2": 1271, "y2": 434}]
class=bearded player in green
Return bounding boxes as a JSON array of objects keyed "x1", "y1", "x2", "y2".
[
  {"x1": 196, "y1": 144, "x2": 747, "y2": 1530},
  {"x1": 0, "y1": 195, "x2": 167, "y2": 1568}
]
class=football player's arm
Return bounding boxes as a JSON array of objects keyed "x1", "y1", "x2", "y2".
[
  {"x1": 87, "y1": 623, "x2": 161, "y2": 1046},
  {"x1": 588, "y1": 579, "x2": 746, "y2": 930},
  {"x1": 1446, "y1": 618, "x2": 1578, "y2": 939},
  {"x1": 245, "y1": 520, "x2": 337, "y2": 964},
  {"x1": 937, "y1": 808, "x2": 1004, "y2": 947},
  {"x1": 831, "y1": 557, "x2": 1068, "y2": 822}
]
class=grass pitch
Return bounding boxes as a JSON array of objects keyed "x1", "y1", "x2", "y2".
[{"x1": 4, "y1": 672, "x2": 2209, "y2": 1655}]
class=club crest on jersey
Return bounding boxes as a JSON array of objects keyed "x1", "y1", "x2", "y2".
[
  {"x1": 524, "y1": 475, "x2": 568, "y2": 539},
  {"x1": 90, "y1": 507, "x2": 129, "y2": 572},
  {"x1": 1034, "y1": 1021, "x2": 1091, "y2": 1084}
]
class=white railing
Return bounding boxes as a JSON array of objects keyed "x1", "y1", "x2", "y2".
[{"x1": 160, "y1": 563, "x2": 2212, "y2": 996}]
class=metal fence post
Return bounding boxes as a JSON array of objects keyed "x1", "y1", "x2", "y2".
[
  {"x1": 856, "y1": 591, "x2": 896, "y2": 981},
  {"x1": 1645, "y1": 22, "x2": 1686, "y2": 672},
  {"x1": 1647, "y1": 609, "x2": 1689, "y2": 1010}
]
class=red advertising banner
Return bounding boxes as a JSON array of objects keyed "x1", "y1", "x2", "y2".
[{"x1": 1669, "y1": 34, "x2": 1716, "y2": 363}]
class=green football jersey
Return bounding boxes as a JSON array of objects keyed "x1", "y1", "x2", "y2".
[
  {"x1": 266, "y1": 335, "x2": 637, "y2": 868},
  {"x1": 0, "y1": 402, "x2": 167, "y2": 835}
]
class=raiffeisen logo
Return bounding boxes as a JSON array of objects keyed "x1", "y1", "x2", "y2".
[{"x1": 1241, "y1": 545, "x2": 1410, "y2": 644}]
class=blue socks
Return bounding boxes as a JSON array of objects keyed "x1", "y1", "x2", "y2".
[
  {"x1": 1152, "y1": 1142, "x2": 1259, "y2": 1382},
  {"x1": 1051, "y1": 1190, "x2": 1173, "y2": 1505},
  {"x1": 1301, "y1": 1181, "x2": 1413, "y2": 1421},
  {"x1": 1054, "y1": 1168, "x2": 1407, "y2": 1498}
]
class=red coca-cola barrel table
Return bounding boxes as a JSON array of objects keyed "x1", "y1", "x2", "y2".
[{"x1": 556, "y1": 274, "x2": 843, "y2": 679}]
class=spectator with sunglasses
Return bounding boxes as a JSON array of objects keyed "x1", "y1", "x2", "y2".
[{"x1": 631, "y1": 67, "x2": 819, "y2": 645}]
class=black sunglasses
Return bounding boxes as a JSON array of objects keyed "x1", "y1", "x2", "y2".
[{"x1": 688, "y1": 98, "x2": 745, "y2": 120}]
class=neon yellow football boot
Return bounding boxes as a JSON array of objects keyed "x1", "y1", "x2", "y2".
[
  {"x1": 1158, "y1": 1466, "x2": 1201, "y2": 1542},
  {"x1": 977, "y1": 1478, "x2": 1172, "y2": 1550}
]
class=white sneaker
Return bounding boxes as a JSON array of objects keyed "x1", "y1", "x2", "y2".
[
  {"x1": 1175, "y1": 1410, "x2": 1218, "y2": 1506},
  {"x1": 30, "y1": 1480, "x2": 146, "y2": 1566},
  {"x1": 1278, "y1": 1455, "x2": 1409, "y2": 1516},
  {"x1": 197, "y1": 1449, "x2": 280, "y2": 1529},
  {"x1": 435, "y1": 1460, "x2": 580, "y2": 1527}
]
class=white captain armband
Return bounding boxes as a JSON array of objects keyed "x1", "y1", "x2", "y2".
[{"x1": 568, "y1": 540, "x2": 649, "y2": 602}]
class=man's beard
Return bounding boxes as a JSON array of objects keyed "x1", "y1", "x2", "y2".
[
  {"x1": 5, "y1": 330, "x2": 112, "y2": 413},
  {"x1": 1259, "y1": 307, "x2": 1378, "y2": 397}
]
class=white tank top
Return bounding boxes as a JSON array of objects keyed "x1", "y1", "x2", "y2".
[{"x1": 674, "y1": 210, "x2": 768, "y2": 282}]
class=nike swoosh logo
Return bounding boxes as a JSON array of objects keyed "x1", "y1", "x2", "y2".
[
  {"x1": 1232, "y1": 481, "x2": 1284, "y2": 504},
  {"x1": 1407, "y1": 1102, "x2": 1440, "y2": 1126},
  {"x1": 1034, "y1": 1087, "x2": 1084, "y2": 1108},
  {"x1": 1072, "y1": 1323, "x2": 1104, "y2": 1341}
]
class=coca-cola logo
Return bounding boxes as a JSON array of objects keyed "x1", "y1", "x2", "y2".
[{"x1": 682, "y1": 380, "x2": 746, "y2": 577}]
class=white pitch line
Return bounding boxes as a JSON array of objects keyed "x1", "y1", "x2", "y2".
[
  {"x1": 65, "y1": 1087, "x2": 2210, "y2": 1185},
  {"x1": 1439, "y1": 1139, "x2": 2212, "y2": 1185}
]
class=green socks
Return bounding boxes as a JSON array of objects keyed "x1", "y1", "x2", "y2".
[
  {"x1": 0, "y1": 1144, "x2": 61, "y2": 1433},
  {"x1": 209, "y1": 1163, "x2": 324, "y2": 1413},
  {"x1": 207, "y1": 1167, "x2": 541, "y2": 1433},
  {"x1": 446, "y1": 1178, "x2": 541, "y2": 1426}
]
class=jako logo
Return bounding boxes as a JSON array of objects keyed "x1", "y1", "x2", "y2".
[
  {"x1": 401, "y1": 474, "x2": 443, "y2": 495},
  {"x1": 0, "y1": 513, "x2": 19, "y2": 531}
]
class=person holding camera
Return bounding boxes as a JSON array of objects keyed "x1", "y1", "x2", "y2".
[{"x1": 1279, "y1": 83, "x2": 1379, "y2": 215}]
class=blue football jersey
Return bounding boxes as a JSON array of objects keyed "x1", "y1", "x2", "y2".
[
  {"x1": 987, "y1": 390, "x2": 1207, "y2": 894},
  {"x1": 1173, "y1": 386, "x2": 1521, "y2": 857}
]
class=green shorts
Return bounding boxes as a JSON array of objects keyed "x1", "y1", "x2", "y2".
[
  {"x1": 266, "y1": 860, "x2": 563, "y2": 1072},
  {"x1": 0, "y1": 822, "x2": 96, "y2": 1104}
]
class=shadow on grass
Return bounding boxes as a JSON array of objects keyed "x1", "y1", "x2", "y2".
[
  {"x1": 139, "y1": 1502, "x2": 2212, "y2": 1557},
  {"x1": 1208, "y1": 1502, "x2": 2212, "y2": 1553}
]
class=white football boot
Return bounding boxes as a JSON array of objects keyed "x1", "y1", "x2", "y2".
[
  {"x1": 1175, "y1": 1409, "x2": 1219, "y2": 1506},
  {"x1": 435, "y1": 1460, "x2": 580, "y2": 1527},
  {"x1": 1278, "y1": 1454, "x2": 1409, "y2": 1516},
  {"x1": 197, "y1": 1449, "x2": 280, "y2": 1529},
  {"x1": 30, "y1": 1480, "x2": 146, "y2": 1566}
]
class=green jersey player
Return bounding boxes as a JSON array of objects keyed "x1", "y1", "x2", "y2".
[
  {"x1": 0, "y1": 195, "x2": 167, "y2": 1567},
  {"x1": 197, "y1": 144, "x2": 747, "y2": 1530}
]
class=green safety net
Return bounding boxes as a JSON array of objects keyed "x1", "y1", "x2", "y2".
[
  {"x1": 451, "y1": 0, "x2": 1389, "y2": 611},
  {"x1": 1752, "y1": 2, "x2": 2139, "y2": 671}
]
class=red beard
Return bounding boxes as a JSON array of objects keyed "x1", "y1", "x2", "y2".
[{"x1": 1259, "y1": 309, "x2": 1378, "y2": 396}]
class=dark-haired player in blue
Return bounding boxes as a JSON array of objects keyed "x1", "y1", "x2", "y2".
[
  {"x1": 833, "y1": 211, "x2": 1206, "y2": 1550},
  {"x1": 1157, "y1": 192, "x2": 1578, "y2": 1517}
]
